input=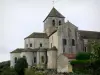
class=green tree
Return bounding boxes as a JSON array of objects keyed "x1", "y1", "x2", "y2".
[
  {"x1": 15, "y1": 58, "x2": 28, "y2": 75},
  {"x1": 89, "y1": 40, "x2": 100, "y2": 75},
  {"x1": 0, "y1": 61, "x2": 10, "y2": 75}
]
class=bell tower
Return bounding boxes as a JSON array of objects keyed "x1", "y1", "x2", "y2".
[{"x1": 43, "y1": 7, "x2": 65, "y2": 36}]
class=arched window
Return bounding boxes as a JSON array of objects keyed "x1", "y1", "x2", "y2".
[
  {"x1": 15, "y1": 57, "x2": 17, "y2": 63},
  {"x1": 52, "y1": 20, "x2": 55, "y2": 26},
  {"x1": 34, "y1": 57, "x2": 36, "y2": 63},
  {"x1": 30, "y1": 43, "x2": 32, "y2": 47},
  {"x1": 59, "y1": 20, "x2": 61, "y2": 25},
  {"x1": 40, "y1": 43, "x2": 42, "y2": 47},
  {"x1": 41, "y1": 56, "x2": 44, "y2": 63},
  {"x1": 84, "y1": 47, "x2": 87, "y2": 52},
  {"x1": 72, "y1": 39, "x2": 75, "y2": 46},
  {"x1": 63, "y1": 39, "x2": 67, "y2": 45}
]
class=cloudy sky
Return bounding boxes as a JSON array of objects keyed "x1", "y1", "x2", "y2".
[{"x1": 0, "y1": 0, "x2": 100, "y2": 62}]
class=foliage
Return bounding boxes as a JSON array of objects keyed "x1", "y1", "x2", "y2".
[
  {"x1": 1, "y1": 68, "x2": 18, "y2": 75},
  {"x1": 71, "y1": 60, "x2": 90, "y2": 65},
  {"x1": 25, "y1": 68, "x2": 45, "y2": 75},
  {"x1": 76, "y1": 52, "x2": 91, "y2": 60},
  {"x1": 15, "y1": 58, "x2": 28, "y2": 75},
  {"x1": 89, "y1": 40, "x2": 100, "y2": 75},
  {"x1": 71, "y1": 52, "x2": 91, "y2": 74},
  {"x1": 0, "y1": 61, "x2": 10, "y2": 75}
]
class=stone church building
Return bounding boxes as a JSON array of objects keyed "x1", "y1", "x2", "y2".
[{"x1": 10, "y1": 7, "x2": 100, "y2": 72}]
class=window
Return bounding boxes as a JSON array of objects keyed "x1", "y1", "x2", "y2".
[
  {"x1": 59, "y1": 20, "x2": 61, "y2": 25},
  {"x1": 15, "y1": 57, "x2": 17, "y2": 63},
  {"x1": 30, "y1": 43, "x2": 32, "y2": 47},
  {"x1": 41, "y1": 56, "x2": 44, "y2": 63},
  {"x1": 52, "y1": 20, "x2": 55, "y2": 26},
  {"x1": 63, "y1": 39, "x2": 67, "y2": 45},
  {"x1": 84, "y1": 47, "x2": 87, "y2": 52},
  {"x1": 40, "y1": 43, "x2": 42, "y2": 47},
  {"x1": 72, "y1": 39, "x2": 75, "y2": 46},
  {"x1": 34, "y1": 57, "x2": 36, "y2": 63}
]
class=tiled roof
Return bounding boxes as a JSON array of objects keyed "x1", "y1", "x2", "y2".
[
  {"x1": 10, "y1": 48, "x2": 24, "y2": 53},
  {"x1": 43, "y1": 7, "x2": 65, "y2": 22},
  {"x1": 24, "y1": 32, "x2": 48, "y2": 39},
  {"x1": 63, "y1": 53, "x2": 76, "y2": 59},
  {"x1": 48, "y1": 30, "x2": 57, "y2": 37},
  {"x1": 79, "y1": 30, "x2": 100, "y2": 39},
  {"x1": 23, "y1": 48, "x2": 47, "y2": 52},
  {"x1": 10, "y1": 48, "x2": 48, "y2": 53}
]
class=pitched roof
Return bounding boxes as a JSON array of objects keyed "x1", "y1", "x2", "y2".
[
  {"x1": 43, "y1": 7, "x2": 65, "y2": 22},
  {"x1": 10, "y1": 48, "x2": 48, "y2": 53},
  {"x1": 10, "y1": 48, "x2": 24, "y2": 53},
  {"x1": 23, "y1": 48, "x2": 47, "y2": 52},
  {"x1": 79, "y1": 30, "x2": 100, "y2": 39},
  {"x1": 25, "y1": 32, "x2": 48, "y2": 39}
]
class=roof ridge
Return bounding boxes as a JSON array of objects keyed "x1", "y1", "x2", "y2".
[{"x1": 43, "y1": 7, "x2": 65, "y2": 22}]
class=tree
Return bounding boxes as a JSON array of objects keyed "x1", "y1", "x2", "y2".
[
  {"x1": 0, "y1": 61, "x2": 10, "y2": 75},
  {"x1": 15, "y1": 58, "x2": 28, "y2": 75},
  {"x1": 89, "y1": 40, "x2": 100, "y2": 75}
]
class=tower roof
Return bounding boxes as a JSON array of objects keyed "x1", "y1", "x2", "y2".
[{"x1": 43, "y1": 7, "x2": 65, "y2": 22}]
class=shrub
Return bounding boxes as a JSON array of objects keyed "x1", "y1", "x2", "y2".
[
  {"x1": 1, "y1": 68, "x2": 18, "y2": 75},
  {"x1": 71, "y1": 60, "x2": 90, "y2": 65},
  {"x1": 76, "y1": 52, "x2": 91, "y2": 60},
  {"x1": 25, "y1": 68, "x2": 45, "y2": 75}
]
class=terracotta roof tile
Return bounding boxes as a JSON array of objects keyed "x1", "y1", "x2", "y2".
[{"x1": 63, "y1": 53, "x2": 76, "y2": 59}]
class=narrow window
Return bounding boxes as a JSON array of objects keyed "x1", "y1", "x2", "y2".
[
  {"x1": 72, "y1": 39, "x2": 75, "y2": 46},
  {"x1": 63, "y1": 39, "x2": 67, "y2": 45},
  {"x1": 84, "y1": 47, "x2": 87, "y2": 52},
  {"x1": 40, "y1": 43, "x2": 42, "y2": 47},
  {"x1": 30, "y1": 43, "x2": 32, "y2": 47},
  {"x1": 52, "y1": 20, "x2": 55, "y2": 26},
  {"x1": 34, "y1": 57, "x2": 36, "y2": 63},
  {"x1": 41, "y1": 56, "x2": 44, "y2": 63},
  {"x1": 15, "y1": 57, "x2": 17, "y2": 63},
  {"x1": 59, "y1": 20, "x2": 61, "y2": 25}
]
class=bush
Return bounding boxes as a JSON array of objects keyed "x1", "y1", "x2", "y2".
[
  {"x1": 25, "y1": 68, "x2": 45, "y2": 75},
  {"x1": 1, "y1": 68, "x2": 18, "y2": 75},
  {"x1": 76, "y1": 52, "x2": 91, "y2": 60},
  {"x1": 0, "y1": 61, "x2": 10, "y2": 75},
  {"x1": 71, "y1": 60, "x2": 90, "y2": 65}
]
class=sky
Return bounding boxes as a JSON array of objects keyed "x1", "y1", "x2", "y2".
[{"x1": 0, "y1": 0, "x2": 100, "y2": 62}]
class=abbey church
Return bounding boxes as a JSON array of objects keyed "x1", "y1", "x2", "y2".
[{"x1": 10, "y1": 7, "x2": 100, "y2": 72}]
